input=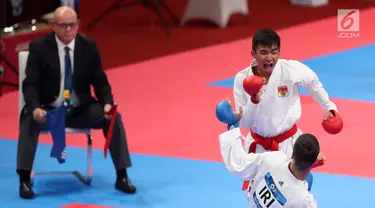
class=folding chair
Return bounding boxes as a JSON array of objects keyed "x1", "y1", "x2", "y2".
[{"x1": 18, "y1": 51, "x2": 93, "y2": 185}]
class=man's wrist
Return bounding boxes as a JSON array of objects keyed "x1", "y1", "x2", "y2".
[{"x1": 250, "y1": 94, "x2": 260, "y2": 104}]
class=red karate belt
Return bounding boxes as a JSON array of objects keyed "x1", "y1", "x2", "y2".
[
  {"x1": 104, "y1": 103, "x2": 118, "y2": 158},
  {"x1": 242, "y1": 124, "x2": 298, "y2": 190}
]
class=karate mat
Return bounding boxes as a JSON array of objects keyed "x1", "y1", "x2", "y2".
[{"x1": 0, "y1": 7, "x2": 375, "y2": 208}]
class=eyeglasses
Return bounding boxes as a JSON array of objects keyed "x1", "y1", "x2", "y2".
[{"x1": 55, "y1": 22, "x2": 78, "y2": 29}]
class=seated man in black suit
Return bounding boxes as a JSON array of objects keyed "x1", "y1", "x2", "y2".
[{"x1": 17, "y1": 6, "x2": 136, "y2": 199}]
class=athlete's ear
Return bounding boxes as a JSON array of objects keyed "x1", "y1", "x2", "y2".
[{"x1": 251, "y1": 50, "x2": 255, "y2": 58}]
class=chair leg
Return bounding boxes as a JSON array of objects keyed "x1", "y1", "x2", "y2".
[
  {"x1": 86, "y1": 134, "x2": 93, "y2": 184},
  {"x1": 30, "y1": 171, "x2": 35, "y2": 185},
  {"x1": 72, "y1": 134, "x2": 92, "y2": 185}
]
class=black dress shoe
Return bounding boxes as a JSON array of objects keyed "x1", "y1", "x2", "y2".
[
  {"x1": 19, "y1": 182, "x2": 34, "y2": 199},
  {"x1": 115, "y1": 176, "x2": 136, "y2": 194}
]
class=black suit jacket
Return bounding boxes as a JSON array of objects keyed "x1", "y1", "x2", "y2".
[{"x1": 22, "y1": 32, "x2": 114, "y2": 113}]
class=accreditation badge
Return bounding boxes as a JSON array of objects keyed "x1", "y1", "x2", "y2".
[{"x1": 64, "y1": 89, "x2": 71, "y2": 99}]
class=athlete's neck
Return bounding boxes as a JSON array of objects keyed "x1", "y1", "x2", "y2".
[{"x1": 288, "y1": 162, "x2": 309, "y2": 181}]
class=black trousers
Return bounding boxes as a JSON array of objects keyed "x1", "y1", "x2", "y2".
[{"x1": 16, "y1": 101, "x2": 132, "y2": 175}]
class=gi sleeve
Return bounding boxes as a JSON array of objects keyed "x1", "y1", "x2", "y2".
[
  {"x1": 233, "y1": 68, "x2": 250, "y2": 112},
  {"x1": 291, "y1": 60, "x2": 338, "y2": 113},
  {"x1": 219, "y1": 128, "x2": 263, "y2": 180}
]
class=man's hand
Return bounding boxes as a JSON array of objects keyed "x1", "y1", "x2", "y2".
[
  {"x1": 313, "y1": 152, "x2": 326, "y2": 168},
  {"x1": 323, "y1": 110, "x2": 335, "y2": 120},
  {"x1": 104, "y1": 104, "x2": 113, "y2": 119},
  {"x1": 234, "y1": 106, "x2": 243, "y2": 120},
  {"x1": 32, "y1": 108, "x2": 47, "y2": 124},
  {"x1": 317, "y1": 152, "x2": 326, "y2": 162},
  {"x1": 225, "y1": 98, "x2": 242, "y2": 121},
  {"x1": 252, "y1": 93, "x2": 262, "y2": 103}
]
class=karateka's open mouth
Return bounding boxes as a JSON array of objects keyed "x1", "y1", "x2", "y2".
[{"x1": 264, "y1": 63, "x2": 274, "y2": 71}]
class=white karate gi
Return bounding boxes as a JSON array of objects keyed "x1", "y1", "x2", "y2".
[
  {"x1": 219, "y1": 128, "x2": 318, "y2": 208},
  {"x1": 233, "y1": 59, "x2": 337, "y2": 158}
]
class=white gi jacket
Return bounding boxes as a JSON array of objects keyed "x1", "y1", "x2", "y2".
[
  {"x1": 233, "y1": 59, "x2": 337, "y2": 138},
  {"x1": 219, "y1": 128, "x2": 318, "y2": 208}
]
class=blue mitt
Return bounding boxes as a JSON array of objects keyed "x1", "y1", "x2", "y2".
[{"x1": 215, "y1": 100, "x2": 239, "y2": 130}]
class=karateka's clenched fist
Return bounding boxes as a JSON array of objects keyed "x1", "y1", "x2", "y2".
[
  {"x1": 317, "y1": 152, "x2": 326, "y2": 162},
  {"x1": 216, "y1": 99, "x2": 241, "y2": 130},
  {"x1": 313, "y1": 152, "x2": 326, "y2": 168},
  {"x1": 323, "y1": 110, "x2": 334, "y2": 120},
  {"x1": 243, "y1": 76, "x2": 266, "y2": 104},
  {"x1": 322, "y1": 110, "x2": 343, "y2": 135},
  {"x1": 243, "y1": 75, "x2": 265, "y2": 96}
]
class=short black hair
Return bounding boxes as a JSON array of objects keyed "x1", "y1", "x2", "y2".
[
  {"x1": 293, "y1": 133, "x2": 320, "y2": 170},
  {"x1": 252, "y1": 29, "x2": 280, "y2": 52}
]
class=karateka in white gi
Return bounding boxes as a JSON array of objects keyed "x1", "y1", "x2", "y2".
[
  {"x1": 231, "y1": 29, "x2": 337, "y2": 192},
  {"x1": 219, "y1": 127, "x2": 321, "y2": 207}
]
